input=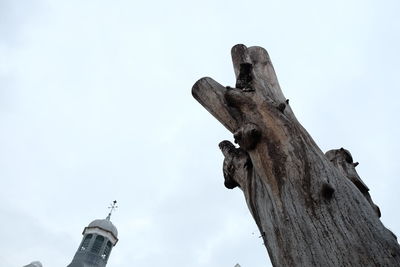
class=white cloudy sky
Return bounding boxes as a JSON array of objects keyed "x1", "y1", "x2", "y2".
[{"x1": 1, "y1": 0, "x2": 399, "y2": 266}]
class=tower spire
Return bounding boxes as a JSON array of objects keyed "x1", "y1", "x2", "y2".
[{"x1": 106, "y1": 200, "x2": 118, "y2": 220}]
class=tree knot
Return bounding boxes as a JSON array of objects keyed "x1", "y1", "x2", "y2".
[{"x1": 233, "y1": 123, "x2": 261, "y2": 151}]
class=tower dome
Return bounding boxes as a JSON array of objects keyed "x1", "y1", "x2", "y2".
[
  {"x1": 88, "y1": 217, "x2": 118, "y2": 239},
  {"x1": 23, "y1": 261, "x2": 43, "y2": 267},
  {"x1": 67, "y1": 201, "x2": 119, "y2": 267}
]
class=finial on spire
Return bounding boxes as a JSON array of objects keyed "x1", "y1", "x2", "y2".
[{"x1": 106, "y1": 200, "x2": 118, "y2": 220}]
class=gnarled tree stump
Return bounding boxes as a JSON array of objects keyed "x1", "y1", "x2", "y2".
[{"x1": 192, "y1": 44, "x2": 400, "y2": 266}]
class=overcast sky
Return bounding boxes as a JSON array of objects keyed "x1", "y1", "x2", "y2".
[{"x1": 1, "y1": 0, "x2": 399, "y2": 266}]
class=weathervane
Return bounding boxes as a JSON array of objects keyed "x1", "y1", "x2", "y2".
[{"x1": 106, "y1": 200, "x2": 118, "y2": 220}]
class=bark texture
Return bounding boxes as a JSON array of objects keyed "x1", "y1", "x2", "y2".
[{"x1": 192, "y1": 44, "x2": 400, "y2": 266}]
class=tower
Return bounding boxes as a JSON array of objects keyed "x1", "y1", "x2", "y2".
[{"x1": 67, "y1": 201, "x2": 119, "y2": 267}]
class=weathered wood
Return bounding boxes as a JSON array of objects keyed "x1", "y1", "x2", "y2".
[
  {"x1": 192, "y1": 77, "x2": 238, "y2": 132},
  {"x1": 192, "y1": 44, "x2": 400, "y2": 266}
]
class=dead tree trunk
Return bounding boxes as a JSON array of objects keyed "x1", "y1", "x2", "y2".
[{"x1": 192, "y1": 44, "x2": 400, "y2": 266}]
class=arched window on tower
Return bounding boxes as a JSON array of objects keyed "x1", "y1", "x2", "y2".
[
  {"x1": 80, "y1": 234, "x2": 93, "y2": 251},
  {"x1": 101, "y1": 241, "x2": 112, "y2": 260},
  {"x1": 91, "y1": 235, "x2": 104, "y2": 254}
]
